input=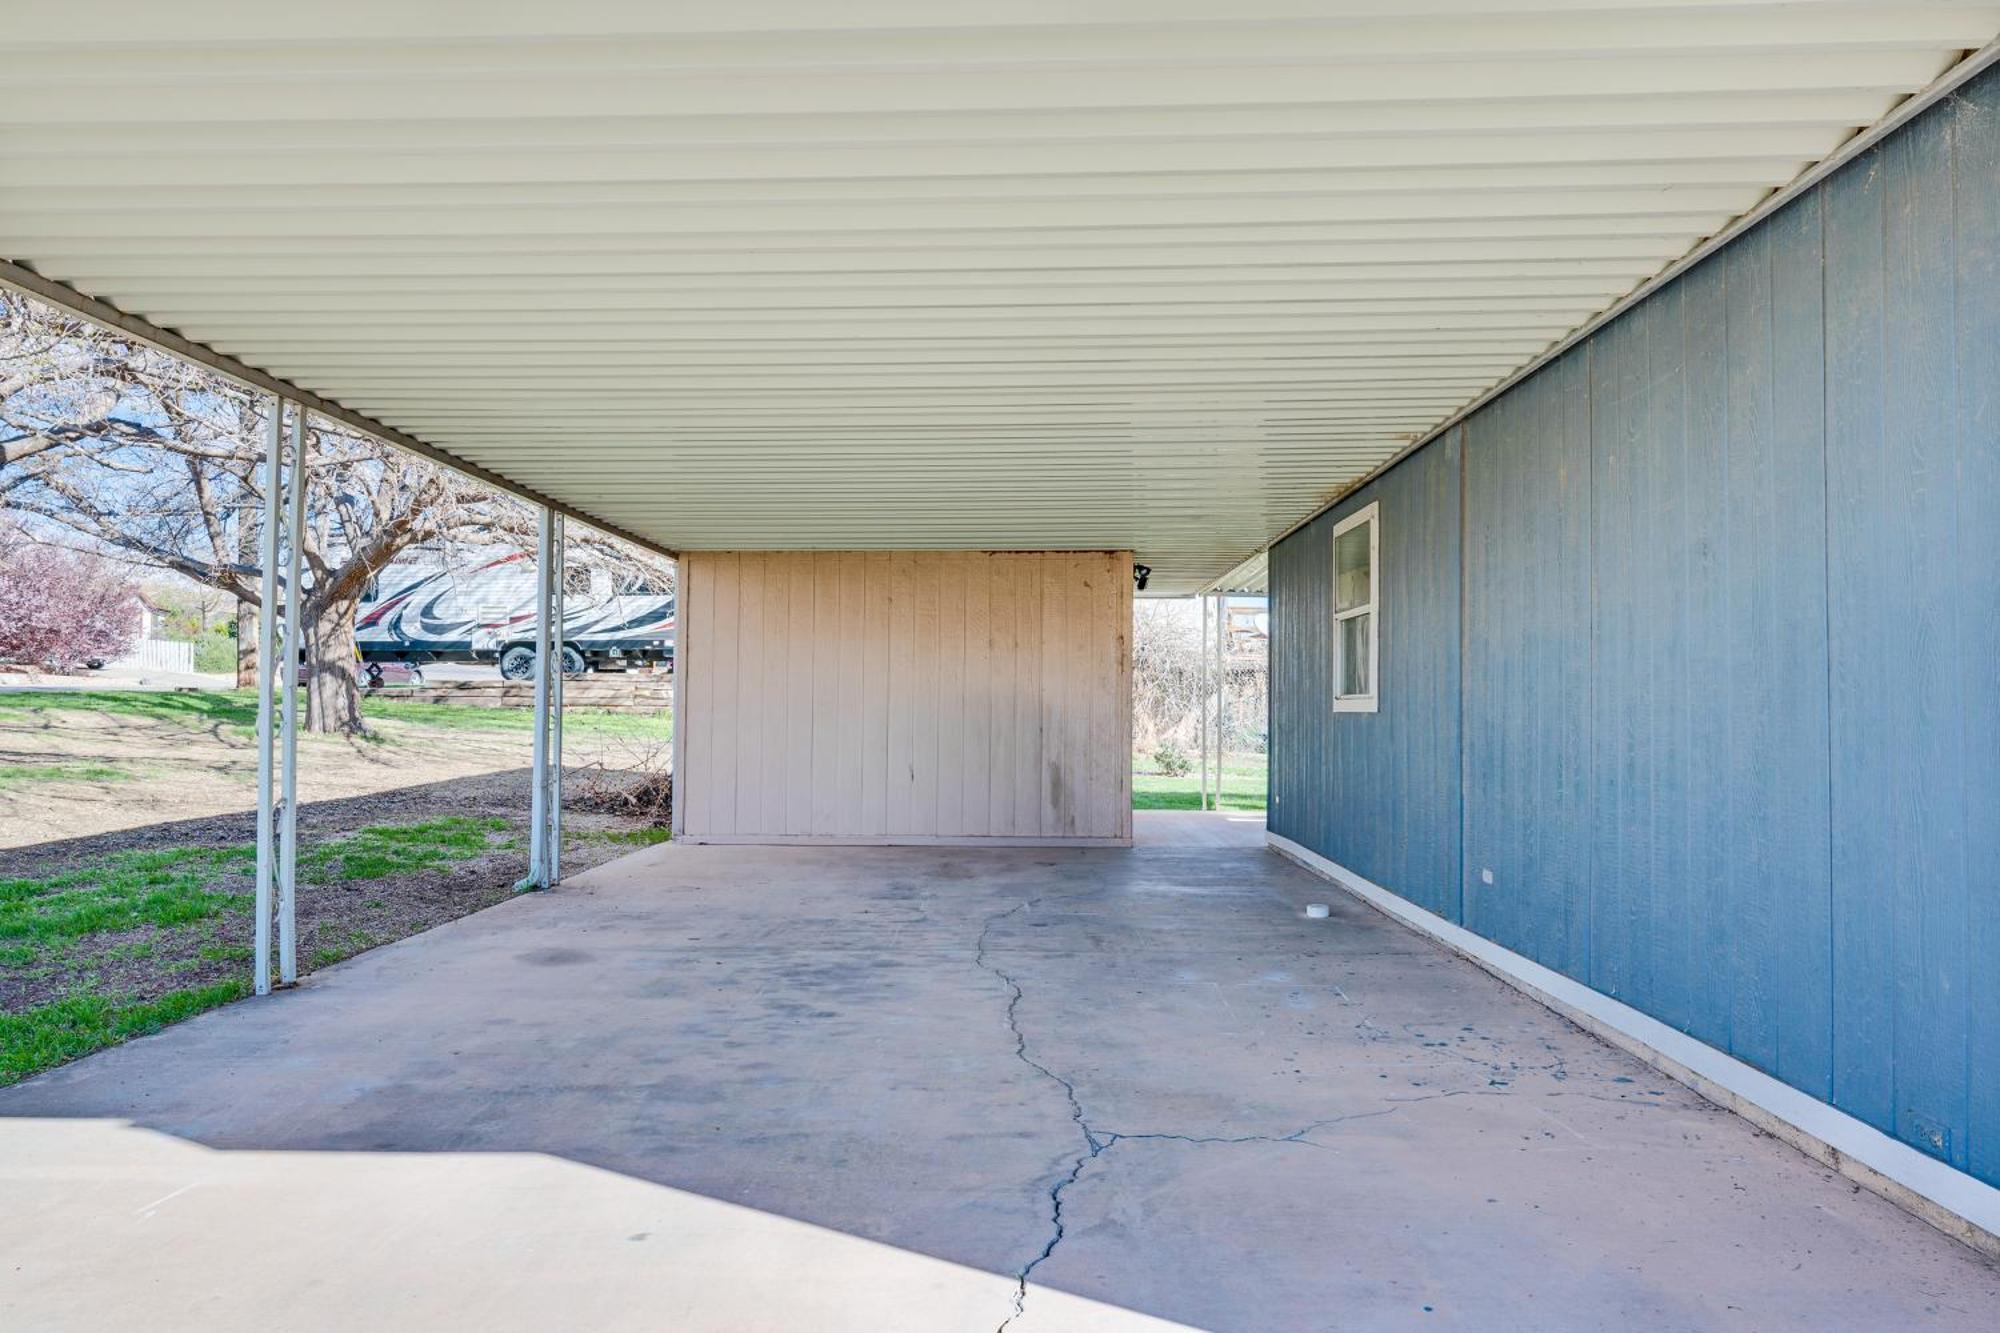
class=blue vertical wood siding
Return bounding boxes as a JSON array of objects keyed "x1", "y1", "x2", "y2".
[
  {"x1": 1269, "y1": 69, "x2": 1999, "y2": 1187},
  {"x1": 1462, "y1": 350, "x2": 1592, "y2": 976},
  {"x1": 1956, "y1": 68, "x2": 2000, "y2": 1193},
  {"x1": 1269, "y1": 433, "x2": 1461, "y2": 917},
  {"x1": 1823, "y1": 86, "x2": 1996, "y2": 1174}
]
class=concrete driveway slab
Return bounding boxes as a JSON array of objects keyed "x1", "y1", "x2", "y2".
[{"x1": 4, "y1": 814, "x2": 1996, "y2": 1331}]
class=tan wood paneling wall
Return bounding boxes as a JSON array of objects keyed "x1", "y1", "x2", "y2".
[{"x1": 674, "y1": 551, "x2": 1132, "y2": 844}]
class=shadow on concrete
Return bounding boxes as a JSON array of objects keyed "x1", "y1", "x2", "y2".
[{"x1": 0, "y1": 1116, "x2": 1180, "y2": 1332}]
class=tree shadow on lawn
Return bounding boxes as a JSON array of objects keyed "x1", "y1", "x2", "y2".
[{"x1": 0, "y1": 769, "x2": 546, "y2": 878}]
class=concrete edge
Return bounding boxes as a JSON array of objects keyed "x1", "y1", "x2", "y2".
[{"x1": 1266, "y1": 831, "x2": 2000, "y2": 1264}]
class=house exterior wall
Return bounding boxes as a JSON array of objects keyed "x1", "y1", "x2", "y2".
[
  {"x1": 1270, "y1": 68, "x2": 2000, "y2": 1188},
  {"x1": 1269, "y1": 432, "x2": 1462, "y2": 919},
  {"x1": 675, "y1": 550, "x2": 1132, "y2": 845}
]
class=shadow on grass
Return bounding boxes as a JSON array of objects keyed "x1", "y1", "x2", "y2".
[
  {"x1": 0, "y1": 689, "x2": 262, "y2": 734},
  {"x1": 0, "y1": 769, "x2": 541, "y2": 876},
  {"x1": 0, "y1": 688, "x2": 670, "y2": 745}
]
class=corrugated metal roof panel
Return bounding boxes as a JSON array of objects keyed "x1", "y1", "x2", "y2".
[{"x1": 6, "y1": 3, "x2": 1994, "y2": 591}]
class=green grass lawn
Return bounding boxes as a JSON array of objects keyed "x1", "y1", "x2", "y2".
[
  {"x1": 296, "y1": 816, "x2": 512, "y2": 881},
  {"x1": 0, "y1": 687, "x2": 668, "y2": 743},
  {"x1": 0, "y1": 688, "x2": 262, "y2": 734},
  {"x1": 0, "y1": 980, "x2": 254, "y2": 1085},
  {"x1": 0, "y1": 816, "x2": 521, "y2": 1085},
  {"x1": 0, "y1": 845, "x2": 255, "y2": 948},
  {"x1": 0, "y1": 761, "x2": 132, "y2": 791},
  {"x1": 1131, "y1": 754, "x2": 1268, "y2": 812}
]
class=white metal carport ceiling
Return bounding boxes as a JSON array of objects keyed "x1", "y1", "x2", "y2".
[{"x1": 6, "y1": 3, "x2": 1997, "y2": 594}]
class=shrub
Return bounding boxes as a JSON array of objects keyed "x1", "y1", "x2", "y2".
[
  {"x1": 192, "y1": 624, "x2": 237, "y2": 674},
  {"x1": 1152, "y1": 743, "x2": 1193, "y2": 776}
]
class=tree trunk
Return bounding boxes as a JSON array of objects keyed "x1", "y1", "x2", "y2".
[
  {"x1": 304, "y1": 598, "x2": 365, "y2": 734},
  {"x1": 235, "y1": 601, "x2": 258, "y2": 688}
]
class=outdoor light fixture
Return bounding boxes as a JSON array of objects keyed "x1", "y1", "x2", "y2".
[{"x1": 1133, "y1": 564, "x2": 1151, "y2": 591}]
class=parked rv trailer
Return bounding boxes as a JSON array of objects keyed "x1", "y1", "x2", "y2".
[{"x1": 355, "y1": 551, "x2": 673, "y2": 680}]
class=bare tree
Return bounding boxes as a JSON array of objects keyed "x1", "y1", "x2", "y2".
[
  {"x1": 1130, "y1": 598, "x2": 1269, "y2": 759},
  {"x1": 1, "y1": 289, "x2": 664, "y2": 733},
  {"x1": 1132, "y1": 599, "x2": 1205, "y2": 752},
  {"x1": 0, "y1": 297, "x2": 160, "y2": 498}
]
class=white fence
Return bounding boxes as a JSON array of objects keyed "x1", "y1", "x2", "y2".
[{"x1": 115, "y1": 638, "x2": 196, "y2": 673}]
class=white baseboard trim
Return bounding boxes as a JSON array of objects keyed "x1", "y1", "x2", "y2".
[{"x1": 1267, "y1": 831, "x2": 2000, "y2": 1262}]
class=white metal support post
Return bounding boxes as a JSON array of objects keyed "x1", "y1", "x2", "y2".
[
  {"x1": 277, "y1": 409, "x2": 306, "y2": 986},
  {"x1": 252, "y1": 400, "x2": 282, "y2": 995},
  {"x1": 252, "y1": 397, "x2": 304, "y2": 993},
  {"x1": 525, "y1": 508, "x2": 565, "y2": 889},
  {"x1": 550, "y1": 512, "x2": 566, "y2": 870},
  {"x1": 1198, "y1": 594, "x2": 1210, "y2": 812},
  {"x1": 1215, "y1": 593, "x2": 1227, "y2": 810}
]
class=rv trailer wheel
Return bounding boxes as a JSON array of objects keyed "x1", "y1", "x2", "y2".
[
  {"x1": 498, "y1": 644, "x2": 536, "y2": 681},
  {"x1": 560, "y1": 645, "x2": 588, "y2": 678}
]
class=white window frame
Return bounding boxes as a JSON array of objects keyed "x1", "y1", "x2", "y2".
[{"x1": 1331, "y1": 501, "x2": 1380, "y2": 714}]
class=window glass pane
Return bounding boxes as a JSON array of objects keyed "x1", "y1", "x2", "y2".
[
  {"x1": 1340, "y1": 612, "x2": 1371, "y2": 697},
  {"x1": 1335, "y1": 521, "x2": 1372, "y2": 612}
]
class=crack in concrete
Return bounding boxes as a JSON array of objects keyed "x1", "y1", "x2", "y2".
[
  {"x1": 974, "y1": 897, "x2": 1107, "y2": 1331},
  {"x1": 1094, "y1": 1107, "x2": 1398, "y2": 1152},
  {"x1": 974, "y1": 897, "x2": 1413, "y2": 1331},
  {"x1": 969, "y1": 891, "x2": 1728, "y2": 1329}
]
